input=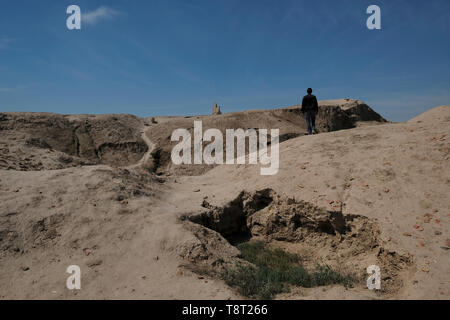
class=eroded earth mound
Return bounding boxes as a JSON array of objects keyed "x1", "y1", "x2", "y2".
[
  {"x1": 0, "y1": 102, "x2": 448, "y2": 300},
  {"x1": 0, "y1": 113, "x2": 148, "y2": 170},
  {"x1": 184, "y1": 189, "x2": 413, "y2": 296}
]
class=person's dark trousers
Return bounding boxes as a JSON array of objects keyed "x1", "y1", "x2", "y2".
[{"x1": 304, "y1": 111, "x2": 316, "y2": 135}]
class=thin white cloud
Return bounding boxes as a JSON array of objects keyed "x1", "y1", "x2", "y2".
[{"x1": 82, "y1": 6, "x2": 120, "y2": 25}]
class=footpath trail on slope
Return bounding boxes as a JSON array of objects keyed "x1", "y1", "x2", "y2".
[{"x1": 127, "y1": 126, "x2": 155, "y2": 169}]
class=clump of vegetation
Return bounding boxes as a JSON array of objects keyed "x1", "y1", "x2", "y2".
[{"x1": 223, "y1": 241, "x2": 355, "y2": 299}]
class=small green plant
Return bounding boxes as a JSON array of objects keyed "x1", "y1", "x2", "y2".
[
  {"x1": 312, "y1": 264, "x2": 354, "y2": 289},
  {"x1": 223, "y1": 265, "x2": 286, "y2": 300},
  {"x1": 223, "y1": 241, "x2": 355, "y2": 299}
]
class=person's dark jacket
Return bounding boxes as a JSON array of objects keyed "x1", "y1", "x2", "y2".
[{"x1": 301, "y1": 94, "x2": 319, "y2": 114}]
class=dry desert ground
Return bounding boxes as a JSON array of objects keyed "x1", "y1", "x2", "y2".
[{"x1": 0, "y1": 99, "x2": 449, "y2": 299}]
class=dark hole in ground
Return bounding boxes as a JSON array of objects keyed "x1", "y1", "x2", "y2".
[
  {"x1": 189, "y1": 189, "x2": 274, "y2": 245},
  {"x1": 184, "y1": 189, "x2": 412, "y2": 299}
]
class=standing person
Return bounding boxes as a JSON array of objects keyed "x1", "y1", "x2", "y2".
[{"x1": 301, "y1": 88, "x2": 319, "y2": 135}]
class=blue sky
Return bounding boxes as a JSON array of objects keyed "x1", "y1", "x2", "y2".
[{"x1": 1, "y1": 0, "x2": 449, "y2": 121}]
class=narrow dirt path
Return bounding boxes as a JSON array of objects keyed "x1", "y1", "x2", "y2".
[{"x1": 127, "y1": 126, "x2": 155, "y2": 169}]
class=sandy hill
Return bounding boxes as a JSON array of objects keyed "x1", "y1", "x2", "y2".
[
  {"x1": 145, "y1": 99, "x2": 386, "y2": 175},
  {"x1": 0, "y1": 102, "x2": 448, "y2": 300},
  {"x1": 0, "y1": 112, "x2": 147, "y2": 170}
]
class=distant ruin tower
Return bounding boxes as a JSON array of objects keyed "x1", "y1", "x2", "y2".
[{"x1": 212, "y1": 102, "x2": 222, "y2": 115}]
